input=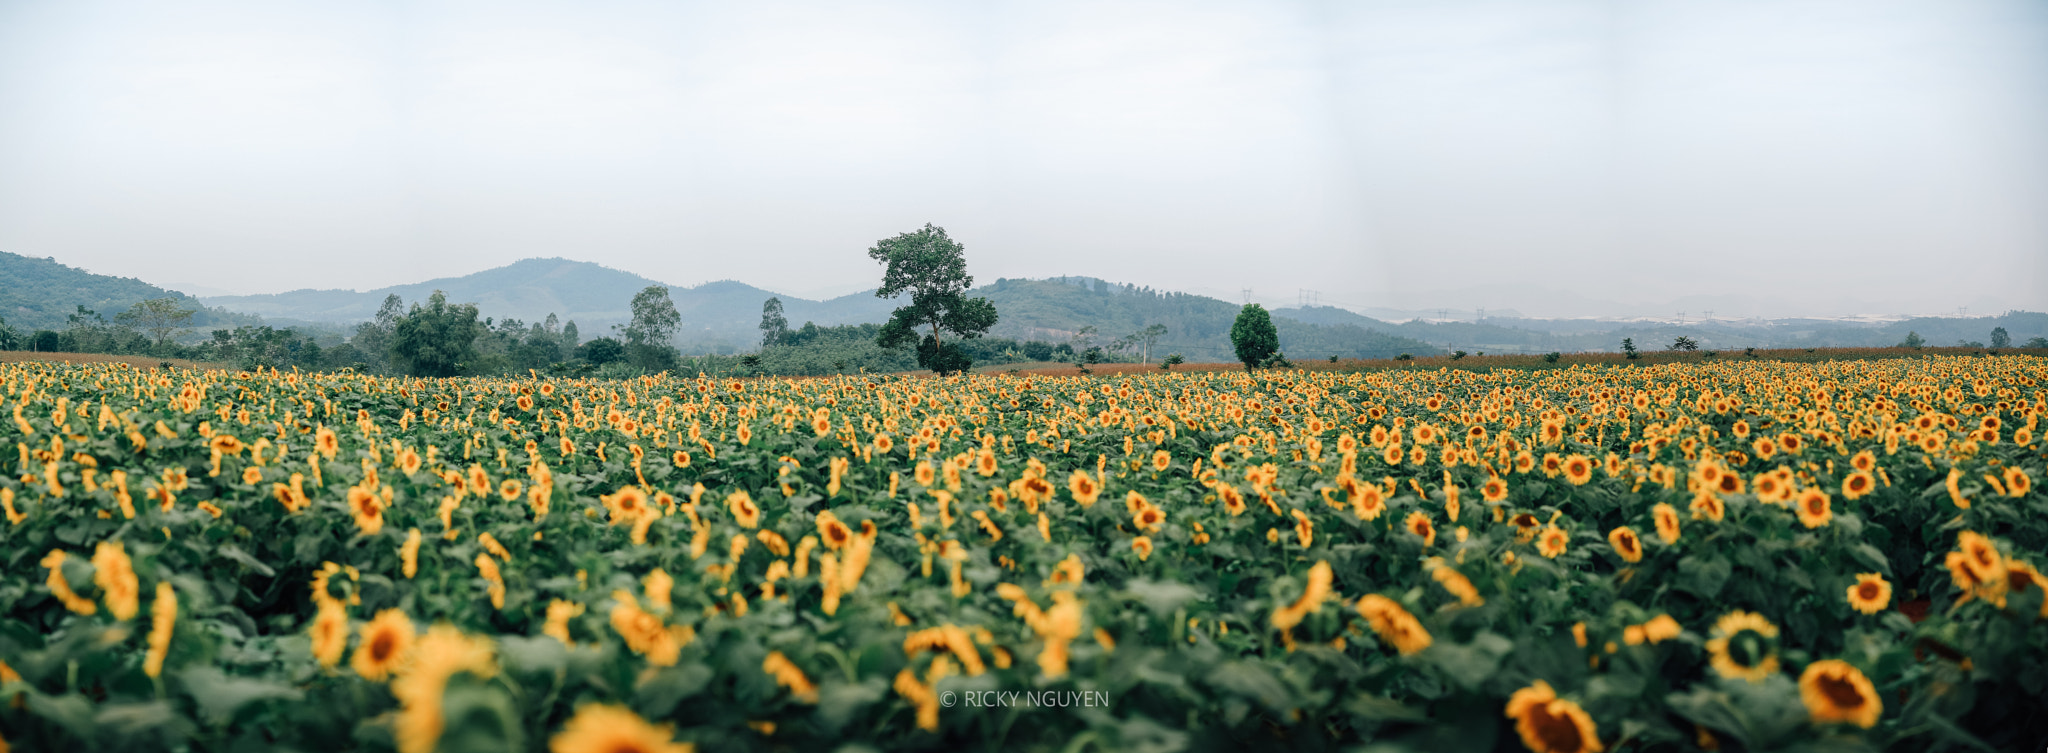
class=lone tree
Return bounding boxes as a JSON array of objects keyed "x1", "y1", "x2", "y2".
[
  {"x1": 1900, "y1": 331, "x2": 1926, "y2": 348},
  {"x1": 390, "y1": 291, "x2": 484, "y2": 377},
  {"x1": 869, "y1": 223, "x2": 997, "y2": 374},
  {"x1": 760, "y1": 297, "x2": 790, "y2": 347},
  {"x1": 620, "y1": 285, "x2": 681, "y2": 372},
  {"x1": 116, "y1": 297, "x2": 198, "y2": 348},
  {"x1": 1230, "y1": 303, "x2": 1279, "y2": 370},
  {"x1": 1990, "y1": 327, "x2": 2010, "y2": 349}
]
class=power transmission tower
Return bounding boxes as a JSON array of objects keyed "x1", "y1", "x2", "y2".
[
  {"x1": 1677, "y1": 311, "x2": 1686, "y2": 325},
  {"x1": 1242, "y1": 289, "x2": 1252, "y2": 305}
]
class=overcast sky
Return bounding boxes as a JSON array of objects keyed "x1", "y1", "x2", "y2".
[{"x1": 1, "y1": 0, "x2": 2043, "y2": 319}]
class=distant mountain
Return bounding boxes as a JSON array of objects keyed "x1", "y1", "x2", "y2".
[
  {"x1": 0, "y1": 251, "x2": 257, "y2": 333},
  {"x1": 202, "y1": 258, "x2": 898, "y2": 352},
  {"x1": 977, "y1": 278, "x2": 1443, "y2": 361}
]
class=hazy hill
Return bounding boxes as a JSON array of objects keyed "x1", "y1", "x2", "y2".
[
  {"x1": 0, "y1": 251, "x2": 257, "y2": 333},
  {"x1": 1272, "y1": 305, "x2": 2048, "y2": 353},
  {"x1": 202, "y1": 258, "x2": 897, "y2": 352},
  {"x1": 978, "y1": 278, "x2": 1442, "y2": 361}
]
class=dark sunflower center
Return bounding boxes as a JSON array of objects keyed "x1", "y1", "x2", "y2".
[
  {"x1": 1529, "y1": 705, "x2": 1585, "y2": 753},
  {"x1": 1816, "y1": 673, "x2": 1866, "y2": 709},
  {"x1": 1729, "y1": 631, "x2": 1768, "y2": 667},
  {"x1": 369, "y1": 631, "x2": 396, "y2": 661},
  {"x1": 1857, "y1": 583, "x2": 1880, "y2": 600}
]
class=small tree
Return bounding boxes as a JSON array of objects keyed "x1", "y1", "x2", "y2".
[
  {"x1": 390, "y1": 291, "x2": 484, "y2": 377},
  {"x1": 1621, "y1": 338, "x2": 1639, "y2": 360},
  {"x1": 1229, "y1": 304, "x2": 1279, "y2": 370},
  {"x1": 579, "y1": 337, "x2": 625, "y2": 365},
  {"x1": 1900, "y1": 331, "x2": 1926, "y2": 348},
  {"x1": 2025, "y1": 337, "x2": 2048, "y2": 349},
  {"x1": 620, "y1": 286, "x2": 681, "y2": 372},
  {"x1": 1990, "y1": 327, "x2": 2010, "y2": 348},
  {"x1": 760, "y1": 297, "x2": 790, "y2": 347},
  {"x1": 1669, "y1": 336, "x2": 1699, "y2": 352},
  {"x1": 869, "y1": 224, "x2": 998, "y2": 374},
  {"x1": 1160, "y1": 353, "x2": 1184, "y2": 371},
  {"x1": 116, "y1": 297, "x2": 198, "y2": 348}
]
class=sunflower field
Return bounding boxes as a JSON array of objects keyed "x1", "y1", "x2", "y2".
[{"x1": 1, "y1": 356, "x2": 2044, "y2": 752}]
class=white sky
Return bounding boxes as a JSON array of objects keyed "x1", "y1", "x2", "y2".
[{"x1": 1, "y1": 0, "x2": 2043, "y2": 318}]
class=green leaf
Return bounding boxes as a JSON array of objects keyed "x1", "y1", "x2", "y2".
[
  {"x1": 1425, "y1": 631, "x2": 1512, "y2": 691},
  {"x1": 177, "y1": 666, "x2": 303, "y2": 726}
]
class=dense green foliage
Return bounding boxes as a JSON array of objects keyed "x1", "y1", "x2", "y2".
[
  {"x1": 1231, "y1": 304, "x2": 1280, "y2": 369},
  {"x1": 869, "y1": 224, "x2": 1000, "y2": 374}
]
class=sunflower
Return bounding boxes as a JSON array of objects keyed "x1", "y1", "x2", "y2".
[
  {"x1": 725, "y1": 491, "x2": 760, "y2": 529},
  {"x1": 353, "y1": 608, "x2": 416, "y2": 682},
  {"x1": 1849, "y1": 450, "x2": 1875, "y2": 472},
  {"x1": 1514, "y1": 451, "x2": 1536, "y2": 474},
  {"x1": 1846, "y1": 573, "x2": 1890, "y2": 615},
  {"x1": 1715, "y1": 471, "x2": 1744, "y2": 496},
  {"x1": 1751, "y1": 437, "x2": 1777, "y2": 460},
  {"x1": 241, "y1": 466, "x2": 263, "y2": 485},
  {"x1": 816, "y1": 511, "x2": 854, "y2": 551},
  {"x1": 1271, "y1": 560, "x2": 1333, "y2": 629},
  {"x1": 1068, "y1": 471, "x2": 1102, "y2": 507},
  {"x1": 1794, "y1": 488, "x2": 1831, "y2": 528},
  {"x1": 1561, "y1": 455, "x2": 1594, "y2": 486},
  {"x1": 144, "y1": 581, "x2": 176, "y2": 678},
  {"x1": 1357, "y1": 595, "x2": 1432, "y2": 655},
  {"x1": 1405, "y1": 511, "x2": 1437, "y2": 548},
  {"x1": 1688, "y1": 492, "x2": 1724, "y2": 523},
  {"x1": 1349, "y1": 481, "x2": 1387, "y2": 520},
  {"x1": 1537, "y1": 525, "x2": 1569, "y2": 559},
  {"x1": 1706, "y1": 610, "x2": 1780, "y2": 683},
  {"x1": 91, "y1": 540, "x2": 140, "y2": 621},
  {"x1": 1482, "y1": 477, "x2": 1509, "y2": 502},
  {"x1": 1840, "y1": 472, "x2": 1874, "y2": 500},
  {"x1": 1505, "y1": 680, "x2": 1603, "y2": 753},
  {"x1": 1218, "y1": 484, "x2": 1247, "y2": 516},
  {"x1": 1607, "y1": 527, "x2": 1643, "y2": 563},
  {"x1": 1131, "y1": 536, "x2": 1154, "y2": 561},
  {"x1": 349, "y1": 485, "x2": 385, "y2": 535},
  {"x1": 1751, "y1": 472, "x2": 1788, "y2": 504},
  {"x1": 499, "y1": 479, "x2": 524, "y2": 502},
  {"x1": 314, "y1": 427, "x2": 340, "y2": 459},
  {"x1": 1798, "y1": 660, "x2": 1881, "y2": 729},
  {"x1": 392, "y1": 624, "x2": 497, "y2": 753},
  {"x1": 549, "y1": 703, "x2": 694, "y2": 753},
  {"x1": 914, "y1": 461, "x2": 936, "y2": 487},
  {"x1": 1134, "y1": 506, "x2": 1166, "y2": 533},
  {"x1": 309, "y1": 599, "x2": 350, "y2": 669},
  {"x1": 2004, "y1": 467, "x2": 2031, "y2": 497},
  {"x1": 1427, "y1": 559, "x2": 1484, "y2": 607},
  {"x1": 1953, "y1": 530, "x2": 2003, "y2": 586}
]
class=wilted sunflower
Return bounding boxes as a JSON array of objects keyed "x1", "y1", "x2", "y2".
[
  {"x1": 1706, "y1": 610, "x2": 1780, "y2": 683},
  {"x1": 353, "y1": 608, "x2": 416, "y2": 682},
  {"x1": 1846, "y1": 573, "x2": 1890, "y2": 615},
  {"x1": 1798, "y1": 659, "x2": 1881, "y2": 729},
  {"x1": 1607, "y1": 527, "x2": 1643, "y2": 563},
  {"x1": 549, "y1": 703, "x2": 693, "y2": 753},
  {"x1": 1505, "y1": 680, "x2": 1603, "y2": 753},
  {"x1": 1357, "y1": 595, "x2": 1432, "y2": 655}
]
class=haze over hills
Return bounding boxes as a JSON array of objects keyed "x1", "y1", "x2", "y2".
[
  {"x1": 0, "y1": 251, "x2": 258, "y2": 332},
  {"x1": 6, "y1": 251, "x2": 2039, "y2": 360}
]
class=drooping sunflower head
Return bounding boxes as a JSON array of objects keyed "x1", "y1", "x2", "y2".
[
  {"x1": 1607, "y1": 527, "x2": 1643, "y2": 564},
  {"x1": 1652, "y1": 504, "x2": 1681, "y2": 545},
  {"x1": 1798, "y1": 659, "x2": 1881, "y2": 729},
  {"x1": 1405, "y1": 511, "x2": 1436, "y2": 548},
  {"x1": 1505, "y1": 680, "x2": 1602, "y2": 753},
  {"x1": 1357, "y1": 594, "x2": 1432, "y2": 655}
]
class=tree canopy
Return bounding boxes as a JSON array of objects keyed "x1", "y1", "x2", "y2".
[
  {"x1": 390, "y1": 291, "x2": 484, "y2": 377},
  {"x1": 620, "y1": 286, "x2": 681, "y2": 372},
  {"x1": 868, "y1": 223, "x2": 998, "y2": 373},
  {"x1": 1229, "y1": 304, "x2": 1279, "y2": 370}
]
